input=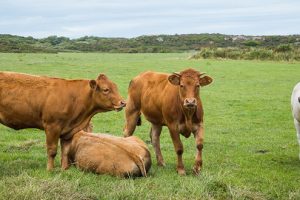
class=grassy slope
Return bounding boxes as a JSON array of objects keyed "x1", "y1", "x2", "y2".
[{"x1": 0, "y1": 53, "x2": 299, "y2": 200}]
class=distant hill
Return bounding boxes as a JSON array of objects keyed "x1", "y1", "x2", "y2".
[{"x1": 0, "y1": 33, "x2": 300, "y2": 53}]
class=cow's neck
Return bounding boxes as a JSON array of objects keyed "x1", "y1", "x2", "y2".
[
  {"x1": 63, "y1": 85, "x2": 99, "y2": 138},
  {"x1": 80, "y1": 90, "x2": 104, "y2": 122}
]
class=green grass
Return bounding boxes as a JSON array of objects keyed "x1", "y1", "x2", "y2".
[{"x1": 0, "y1": 53, "x2": 300, "y2": 200}]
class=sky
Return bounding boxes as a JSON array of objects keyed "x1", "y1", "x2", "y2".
[{"x1": 0, "y1": 0, "x2": 300, "y2": 38}]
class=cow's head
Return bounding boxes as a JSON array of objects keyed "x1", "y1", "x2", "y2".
[
  {"x1": 168, "y1": 68, "x2": 213, "y2": 109},
  {"x1": 89, "y1": 74, "x2": 126, "y2": 111}
]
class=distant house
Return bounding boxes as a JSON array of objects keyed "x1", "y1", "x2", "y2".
[{"x1": 232, "y1": 35, "x2": 248, "y2": 41}]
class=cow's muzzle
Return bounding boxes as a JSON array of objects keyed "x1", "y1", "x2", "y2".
[
  {"x1": 114, "y1": 100, "x2": 126, "y2": 111},
  {"x1": 183, "y1": 98, "x2": 197, "y2": 108}
]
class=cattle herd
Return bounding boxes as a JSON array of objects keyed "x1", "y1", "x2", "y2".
[{"x1": 0, "y1": 69, "x2": 299, "y2": 178}]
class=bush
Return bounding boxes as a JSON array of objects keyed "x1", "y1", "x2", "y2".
[
  {"x1": 275, "y1": 44, "x2": 292, "y2": 52},
  {"x1": 226, "y1": 49, "x2": 242, "y2": 59},
  {"x1": 215, "y1": 48, "x2": 226, "y2": 58},
  {"x1": 243, "y1": 40, "x2": 260, "y2": 47}
]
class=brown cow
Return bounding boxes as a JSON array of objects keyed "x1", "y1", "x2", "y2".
[
  {"x1": 0, "y1": 72, "x2": 126, "y2": 170},
  {"x1": 65, "y1": 130, "x2": 151, "y2": 177},
  {"x1": 124, "y1": 68, "x2": 212, "y2": 175}
]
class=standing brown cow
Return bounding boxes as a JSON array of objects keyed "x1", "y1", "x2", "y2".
[
  {"x1": 124, "y1": 68, "x2": 212, "y2": 175},
  {"x1": 0, "y1": 72, "x2": 126, "y2": 170}
]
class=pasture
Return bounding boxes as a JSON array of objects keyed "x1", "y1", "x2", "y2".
[{"x1": 0, "y1": 53, "x2": 299, "y2": 199}]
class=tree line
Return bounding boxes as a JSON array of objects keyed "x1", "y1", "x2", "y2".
[{"x1": 0, "y1": 33, "x2": 300, "y2": 54}]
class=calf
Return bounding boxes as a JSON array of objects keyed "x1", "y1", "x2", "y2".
[
  {"x1": 124, "y1": 68, "x2": 213, "y2": 175},
  {"x1": 0, "y1": 72, "x2": 126, "y2": 170},
  {"x1": 66, "y1": 130, "x2": 151, "y2": 177},
  {"x1": 291, "y1": 82, "x2": 300, "y2": 160}
]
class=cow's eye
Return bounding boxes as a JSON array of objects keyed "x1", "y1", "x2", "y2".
[
  {"x1": 180, "y1": 85, "x2": 184, "y2": 88},
  {"x1": 196, "y1": 84, "x2": 200, "y2": 88},
  {"x1": 102, "y1": 88, "x2": 109, "y2": 93}
]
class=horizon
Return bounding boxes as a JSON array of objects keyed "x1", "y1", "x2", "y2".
[
  {"x1": 1, "y1": 0, "x2": 300, "y2": 39},
  {"x1": 2, "y1": 32, "x2": 300, "y2": 40}
]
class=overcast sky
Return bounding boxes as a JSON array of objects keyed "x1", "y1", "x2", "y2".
[{"x1": 0, "y1": 0, "x2": 300, "y2": 38}]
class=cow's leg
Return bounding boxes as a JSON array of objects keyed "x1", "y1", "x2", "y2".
[
  {"x1": 168, "y1": 126, "x2": 185, "y2": 175},
  {"x1": 45, "y1": 128, "x2": 60, "y2": 171},
  {"x1": 193, "y1": 123, "x2": 204, "y2": 175},
  {"x1": 124, "y1": 99, "x2": 140, "y2": 137},
  {"x1": 150, "y1": 124, "x2": 165, "y2": 166},
  {"x1": 294, "y1": 119, "x2": 300, "y2": 160},
  {"x1": 60, "y1": 139, "x2": 72, "y2": 170}
]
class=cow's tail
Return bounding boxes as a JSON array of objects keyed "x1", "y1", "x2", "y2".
[
  {"x1": 117, "y1": 143, "x2": 147, "y2": 177},
  {"x1": 133, "y1": 154, "x2": 147, "y2": 177},
  {"x1": 125, "y1": 152, "x2": 147, "y2": 177},
  {"x1": 137, "y1": 116, "x2": 142, "y2": 126},
  {"x1": 298, "y1": 96, "x2": 300, "y2": 103}
]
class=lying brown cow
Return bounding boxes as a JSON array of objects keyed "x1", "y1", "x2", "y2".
[
  {"x1": 124, "y1": 68, "x2": 212, "y2": 175},
  {"x1": 0, "y1": 72, "x2": 126, "y2": 170},
  {"x1": 65, "y1": 130, "x2": 151, "y2": 177}
]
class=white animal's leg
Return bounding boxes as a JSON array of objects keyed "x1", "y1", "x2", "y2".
[{"x1": 294, "y1": 119, "x2": 300, "y2": 160}]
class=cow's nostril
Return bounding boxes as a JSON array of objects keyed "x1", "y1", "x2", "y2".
[
  {"x1": 120, "y1": 100, "x2": 126, "y2": 106},
  {"x1": 184, "y1": 98, "x2": 197, "y2": 107}
]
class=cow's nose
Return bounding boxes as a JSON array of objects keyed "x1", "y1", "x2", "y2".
[
  {"x1": 184, "y1": 98, "x2": 197, "y2": 107},
  {"x1": 120, "y1": 100, "x2": 127, "y2": 107}
]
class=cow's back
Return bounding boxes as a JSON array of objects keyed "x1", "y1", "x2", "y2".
[
  {"x1": 0, "y1": 72, "x2": 85, "y2": 131},
  {"x1": 87, "y1": 133, "x2": 151, "y2": 173},
  {"x1": 99, "y1": 134, "x2": 151, "y2": 173},
  {"x1": 74, "y1": 139, "x2": 139, "y2": 177},
  {"x1": 71, "y1": 132, "x2": 150, "y2": 177},
  {"x1": 0, "y1": 72, "x2": 53, "y2": 129},
  {"x1": 128, "y1": 71, "x2": 177, "y2": 124}
]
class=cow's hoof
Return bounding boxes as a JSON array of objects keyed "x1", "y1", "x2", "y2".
[
  {"x1": 47, "y1": 163, "x2": 54, "y2": 171},
  {"x1": 47, "y1": 166, "x2": 54, "y2": 171},
  {"x1": 177, "y1": 168, "x2": 186, "y2": 176},
  {"x1": 61, "y1": 165, "x2": 70, "y2": 170},
  {"x1": 192, "y1": 167, "x2": 201, "y2": 176}
]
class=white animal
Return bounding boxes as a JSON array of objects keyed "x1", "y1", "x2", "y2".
[{"x1": 291, "y1": 82, "x2": 300, "y2": 160}]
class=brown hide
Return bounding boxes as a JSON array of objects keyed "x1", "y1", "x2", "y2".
[
  {"x1": 0, "y1": 72, "x2": 126, "y2": 170},
  {"x1": 83, "y1": 121, "x2": 93, "y2": 132},
  {"x1": 67, "y1": 131, "x2": 151, "y2": 177},
  {"x1": 124, "y1": 68, "x2": 212, "y2": 175}
]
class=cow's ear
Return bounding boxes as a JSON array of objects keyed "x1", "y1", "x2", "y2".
[
  {"x1": 199, "y1": 75, "x2": 213, "y2": 86},
  {"x1": 89, "y1": 80, "x2": 97, "y2": 89},
  {"x1": 97, "y1": 74, "x2": 107, "y2": 80},
  {"x1": 168, "y1": 73, "x2": 181, "y2": 85}
]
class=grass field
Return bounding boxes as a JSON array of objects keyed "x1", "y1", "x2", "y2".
[{"x1": 0, "y1": 53, "x2": 300, "y2": 200}]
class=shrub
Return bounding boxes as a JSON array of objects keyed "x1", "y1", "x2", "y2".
[{"x1": 275, "y1": 44, "x2": 292, "y2": 52}]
